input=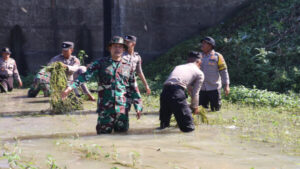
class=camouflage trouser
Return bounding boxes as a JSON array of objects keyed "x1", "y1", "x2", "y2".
[
  {"x1": 96, "y1": 113, "x2": 129, "y2": 134},
  {"x1": 28, "y1": 82, "x2": 50, "y2": 97}
]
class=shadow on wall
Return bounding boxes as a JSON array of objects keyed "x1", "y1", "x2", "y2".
[
  {"x1": 9, "y1": 25, "x2": 27, "y2": 76},
  {"x1": 77, "y1": 24, "x2": 93, "y2": 64}
]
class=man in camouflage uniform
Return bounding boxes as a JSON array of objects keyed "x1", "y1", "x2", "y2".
[
  {"x1": 62, "y1": 36, "x2": 143, "y2": 134},
  {"x1": 0, "y1": 47, "x2": 22, "y2": 92},
  {"x1": 27, "y1": 67, "x2": 51, "y2": 97},
  {"x1": 123, "y1": 35, "x2": 151, "y2": 116},
  {"x1": 73, "y1": 66, "x2": 95, "y2": 101},
  {"x1": 199, "y1": 37, "x2": 230, "y2": 111}
]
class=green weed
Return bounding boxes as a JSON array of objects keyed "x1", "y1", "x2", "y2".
[{"x1": 46, "y1": 62, "x2": 83, "y2": 114}]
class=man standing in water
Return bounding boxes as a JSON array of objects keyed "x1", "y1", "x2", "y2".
[
  {"x1": 123, "y1": 35, "x2": 151, "y2": 115},
  {"x1": 62, "y1": 36, "x2": 143, "y2": 134},
  {"x1": 158, "y1": 51, "x2": 204, "y2": 132},
  {"x1": 0, "y1": 47, "x2": 22, "y2": 92},
  {"x1": 199, "y1": 37, "x2": 230, "y2": 111}
]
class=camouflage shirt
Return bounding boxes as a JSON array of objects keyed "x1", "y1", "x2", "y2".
[
  {"x1": 0, "y1": 57, "x2": 21, "y2": 81},
  {"x1": 35, "y1": 67, "x2": 50, "y2": 85},
  {"x1": 69, "y1": 57, "x2": 143, "y2": 115}
]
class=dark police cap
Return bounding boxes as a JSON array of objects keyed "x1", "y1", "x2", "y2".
[
  {"x1": 108, "y1": 36, "x2": 127, "y2": 49},
  {"x1": 188, "y1": 51, "x2": 202, "y2": 59},
  {"x1": 124, "y1": 35, "x2": 137, "y2": 42},
  {"x1": 1, "y1": 47, "x2": 11, "y2": 54},
  {"x1": 201, "y1": 36, "x2": 216, "y2": 48},
  {"x1": 62, "y1": 41, "x2": 74, "y2": 50}
]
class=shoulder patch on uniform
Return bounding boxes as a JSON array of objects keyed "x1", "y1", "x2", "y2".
[{"x1": 216, "y1": 52, "x2": 227, "y2": 71}]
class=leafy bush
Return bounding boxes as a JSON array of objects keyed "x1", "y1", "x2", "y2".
[
  {"x1": 225, "y1": 86, "x2": 300, "y2": 108},
  {"x1": 144, "y1": 0, "x2": 300, "y2": 93}
]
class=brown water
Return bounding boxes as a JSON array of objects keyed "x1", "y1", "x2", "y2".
[{"x1": 0, "y1": 90, "x2": 299, "y2": 169}]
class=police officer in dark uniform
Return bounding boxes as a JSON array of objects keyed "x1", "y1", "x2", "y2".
[{"x1": 159, "y1": 51, "x2": 204, "y2": 132}]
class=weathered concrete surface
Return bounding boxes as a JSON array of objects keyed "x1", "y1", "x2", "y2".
[
  {"x1": 0, "y1": 0, "x2": 251, "y2": 73},
  {"x1": 113, "y1": 0, "x2": 251, "y2": 62},
  {"x1": 0, "y1": 0, "x2": 104, "y2": 72}
]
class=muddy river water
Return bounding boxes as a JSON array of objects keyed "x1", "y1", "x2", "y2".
[{"x1": 0, "y1": 90, "x2": 299, "y2": 169}]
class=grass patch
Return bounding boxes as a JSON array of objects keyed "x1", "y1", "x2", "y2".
[
  {"x1": 54, "y1": 140, "x2": 144, "y2": 169},
  {"x1": 139, "y1": 87, "x2": 299, "y2": 155},
  {"x1": 211, "y1": 101, "x2": 300, "y2": 155}
]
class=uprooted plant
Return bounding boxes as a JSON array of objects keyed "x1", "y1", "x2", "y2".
[{"x1": 46, "y1": 62, "x2": 83, "y2": 114}]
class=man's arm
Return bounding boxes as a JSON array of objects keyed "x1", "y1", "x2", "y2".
[
  {"x1": 190, "y1": 71, "x2": 204, "y2": 109},
  {"x1": 136, "y1": 55, "x2": 151, "y2": 95},
  {"x1": 66, "y1": 58, "x2": 80, "y2": 74},
  {"x1": 128, "y1": 70, "x2": 143, "y2": 119},
  {"x1": 218, "y1": 54, "x2": 230, "y2": 96},
  {"x1": 62, "y1": 60, "x2": 100, "y2": 99}
]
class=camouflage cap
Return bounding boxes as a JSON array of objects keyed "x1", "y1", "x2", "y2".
[
  {"x1": 201, "y1": 36, "x2": 216, "y2": 48},
  {"x1": 108, "y1": 36, "x2": 127, "y2": 49},
  {"x1": 62, "y1": 41, "x2": 74, "y2": 50},
  {"x1": 1, "y1": 47, "x2": 11, "y2": 54},
  {"x1": 124, "y1": 35, "x2": 137, "y2": 42}
]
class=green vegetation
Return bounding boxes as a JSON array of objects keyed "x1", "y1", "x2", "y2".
[
  {"x1": 145, "y1": 0, "x2": 300, "y2": 93},
  {"x1": 77, "y1": 50, "x2": 89, "y2": 66},
  {"x1": 46, "y1": 62, "x2": 83, "y2": 114},
  {"x1": 143, "y1": 92, "x2": 299, "y2": 154},
  {"x1": 54, "y1": 140, "x2": 144, "y2": 169},
  {"x1": 46, "y1": 155, "x2": 61, "y2": 169},
  {"x1": 212, "y1": 102, "x2": 300, "y2": 155},
  {"x1": 0, "y1": 142, "x2": 37, "y2": 169},
  {"x1": 141, "y1": 0, "x2": 300, "y2": 152},
  {"x1": 225, "y1": 86, "x2": 300, "y2": 108}
]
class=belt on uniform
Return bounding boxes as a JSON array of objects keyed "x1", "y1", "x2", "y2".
[{"x1": 164, "y1": 84, "x2": 184, "y2": 91}]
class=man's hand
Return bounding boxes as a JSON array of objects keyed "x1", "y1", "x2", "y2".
[
  {"x1": 146, "y1": 86, "x2": 151, "y2": 95},
  {"x1": 224, "y1": 84, "x2": 230, "y2": 96},
  {"x1": 18, "y1": 80, "x2": 23, "y2": 88},
  {"x1": 192, "y1": 107, "x2": 199, "y2": 115},
  {"x1": 61, "y1": 87, "x2": 72, "y2": 100},
  {"x1": 136, "y1": 111, "x2": 142, "y2": 120},
  {"x1": 61, "y1": 63, "x2": 68, "y2": 68}
]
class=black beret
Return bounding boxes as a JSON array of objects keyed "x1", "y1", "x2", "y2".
[
  {"x1": 188, "y1": 51, "x2": 202, "y2": 59},
  {"x1": 62, "y1": 41, "x2": 74, "y2": 50},
  {"x1": 1, "y1": 47, "x2": 11, "y2": 54},
  {"x1": 201, "y1": 36, "x2": 216, "y2": 48},
  {"x1": 124, "y1": 35, "x2": 137, "y2": 42}
]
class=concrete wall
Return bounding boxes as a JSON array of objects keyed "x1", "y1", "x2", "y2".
[
  {"x1": 114, "y1": 0, "x2": 250, "y2": 62},
  {"x1": 0, "y1": 0, "x2": 104, "y2": 72},
  {"x1": 0, "y1": 0, "x2": 250, "y2": 73}
]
